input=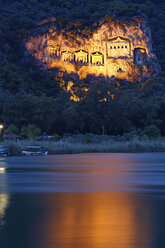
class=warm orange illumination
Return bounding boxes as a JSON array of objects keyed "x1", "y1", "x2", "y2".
[
  {"x1": 37, "y1": 192, "x2": 152, "y2": 248},
  {"x1": 70, "y1": 95, "x2": 80, "y2": 101},
  {"x1": 66, "y1": 81, "x2": 88, "y2": 101},
  {"x1": 0, "y1": 165, "x2": 10, "y2": 222},
  {"x1": 0, "y1": 194, "x2": 9, "y2": 220},
  {"x1": 0, "y1": 124, "x2": 4, "y2": 131},
  {"x1": 25, "y1": 17, "x2": 160, "y2": 101},
  {"x1": 0, "y1": 167, "x2": 6, "y2": 173}
]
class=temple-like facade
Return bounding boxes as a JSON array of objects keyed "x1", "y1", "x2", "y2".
[
  {"x1": 26, "y1": 18, "x2": 160, "y2": 82},
  {"x1": 48, "y1": 36, "x2": 147, "y2": 66},
  {"x1": 46, "y1": 35, "x2": 149, "y2": 81}
]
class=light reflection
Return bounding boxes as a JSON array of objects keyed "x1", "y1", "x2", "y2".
[
  {"x1": 0, "y1": 167, "x2": 6, "y2": 173},
  {"x1": 36, "y1": 192, "x2": 152, "y2": 248},
  {"x1": 0, "y1": 160, "x2": 10, "y2": 226},
  {"x1": 0, "y1": 194, "x2": 10, "y2": 220}
]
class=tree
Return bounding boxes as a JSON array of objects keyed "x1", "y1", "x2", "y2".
[
  {"x1": 62, "y1": 105, "x2": 79, "y2": 132},
  {"x1": 33, "y1": 95, "x2": 57, "y2": 133},
  {"x1": 143, "y1": 125, "x2": 161, "y2": 139},
  {"x1": 21, "y1": 124, "x2": 41, "y2": 139},
  {"x1": 4, "y1": 124, "x2": 19, "y2": 135}
]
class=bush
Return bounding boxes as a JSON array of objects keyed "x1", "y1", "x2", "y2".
[
  {"x1": 143, "y1": 125, "x2": 161, "y2": 139},
  {"x1": 21, "y1": 124, "x2": 41, "y2": 139},
  {"x1": 49, "y1": 134, "x2": 61, "y2": 141},
  {"x1": 86, "y1": 136, "x2": 92, "y2": 144},
  {"x1": 4, "y1": 124, "x2": 19, "y2": 135},
  {"x1": 8, "y1": 143, "x2": 22, "y2": 156},
  {"x1": 123, "y1": 130, "x2": 138, "y2": 140}
]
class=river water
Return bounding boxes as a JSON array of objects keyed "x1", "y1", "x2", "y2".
[{"x1": 0, "y1": 153, "x2": 165, "y2": 248}]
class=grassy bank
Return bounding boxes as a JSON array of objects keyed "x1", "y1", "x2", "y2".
[{"x1": 2, "y1": 136, "x2": 165, "y2": 156}]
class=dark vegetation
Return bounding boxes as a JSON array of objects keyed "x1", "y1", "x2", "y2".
[{"x1": 0, "y1": 0, "x2": 165, "y2": 136}]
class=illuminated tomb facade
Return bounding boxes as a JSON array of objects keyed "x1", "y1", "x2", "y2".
[{"x1": 26, "y1": 17, "x2": 160, "y2": 82}]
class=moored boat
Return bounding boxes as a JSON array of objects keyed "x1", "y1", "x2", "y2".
[
  {"x1": 0, "y1": 146, "x2": 10, "y2": 156},
  {"x1": 22, "y1": 146, "x2": 48, "y2": 156}
]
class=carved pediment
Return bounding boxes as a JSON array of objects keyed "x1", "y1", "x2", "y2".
[
  {"x1": 91, "y1": 51, "x2": 103, "y2": 56},
  {"x1": 61, "y1": 50, "x2": 72, "y2": 54},
  {"x1": 75, "y1": 49, "x2": 88, "y2": 55},
  {"x1": 108, "y1": 36, "x2": 130, "y2": 44}
]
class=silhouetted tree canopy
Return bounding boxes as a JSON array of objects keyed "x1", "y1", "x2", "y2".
[{"x1": 0, "y1": 0, "x2": 164, "y2": 136}]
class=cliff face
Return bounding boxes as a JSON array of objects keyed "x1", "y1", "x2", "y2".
[{"x1": 26, "y1": 17, "x2": 160, "y2": 83}]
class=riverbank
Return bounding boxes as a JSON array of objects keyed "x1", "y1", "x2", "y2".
[{"x1": 2, "y1": 136, "x2": 165, "y2": 156}]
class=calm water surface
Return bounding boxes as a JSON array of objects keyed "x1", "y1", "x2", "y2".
[{"x1": 0, "y1": 153, "x2": 165, "y2": 248}]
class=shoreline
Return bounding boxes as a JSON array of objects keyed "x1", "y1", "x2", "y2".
[{"x1": 2, "y1": 138, "x2": 165, "y2": 156}]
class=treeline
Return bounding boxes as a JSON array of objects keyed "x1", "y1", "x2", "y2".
[
  {"x1": 0, "y1": 0, "x2": 165, "y2": 137},
  {"x1": 1, "y1": 79, "x2": 165, "y2": 136}
]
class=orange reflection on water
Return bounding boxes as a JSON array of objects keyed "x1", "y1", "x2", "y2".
[
  {"x1": 0, "y1": 194, "x2": 10, "y2": 221},
  {"x1": 0, "y1": 160, "x2": 10, "y2": 227},
  {"x1": 39, "y1": 192, "x2": 152, "y2": 248}
]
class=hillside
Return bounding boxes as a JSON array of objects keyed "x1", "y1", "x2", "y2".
[
  {"x1": 0, "y1": 0, "x2": 165, "y2": 136},
  {"x1": 26, "y1": 17, "x2": 159, "y2": 81}
]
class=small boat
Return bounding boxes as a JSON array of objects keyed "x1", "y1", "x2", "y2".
[
  {"x1": 0, "y1": 146, "x2": 10, "y2": 156},
  {"x1": 22, "y1": 146, "x2": 48, "y2": 156}
]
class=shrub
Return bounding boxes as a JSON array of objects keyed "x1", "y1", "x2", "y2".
[
  {"x1": 86, "y1": 137, "x2": 92, "y2": 144},
  {"x1": 49, "y1": 134, "x2": 61, "y2": 141},
  {"x1": 8, "y1": 143, "x2": 22, "y2": 156},
  {"x1": 143, "y1": 125, "x2": 161, "y2": 139},
  {"x1": 4, "y1": 124, "x2": 19, "y2": 135},
  {"x1": 123, "y1": 130, "x2": 138, "y2": 140},
  {"x1": 21, "y1": 124, "x2": 41, "y2": 139}
]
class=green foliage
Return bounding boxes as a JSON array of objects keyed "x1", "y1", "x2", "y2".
[
  {"x1": 123, "y1": 130, "x2": 138, "y2": 140},
  {"x1": 86, "y1": 136, "x2": 92, "y2": 144},
  {"x1": 0, "y1": 0, "x2": 164, "y2": 70},
  {"x1": 21, "y1": 124, "x2": 41, "y2": 139},
  {"x1": 49, "y1": 134, "x2": 61, "y2": 141},
  {"x1": 0, "y1": 0, "x2": 164, "y2": 137},
  {"x1": 8, "y1": 143, "x2": 22, "y2": 156},
  {"x1": 2, "y1": 135, "x2": 165, "y2": 156},
  {"x1": 0, "y1": 79, "x2": 165, "y2": 136},
  {"x1": 143, "y1": 125, "x2": 161, "y2": 139},
  {"x1": 62, "y1": 106, "x2": 79, "y2": 133},
  {"x1": 4, "y1": 124, "x2": 19, "y2": 135}
]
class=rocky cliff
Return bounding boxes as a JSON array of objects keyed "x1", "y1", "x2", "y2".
[{"x1": 26, "y1": 16, "x2": 160, "y2": 84}]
